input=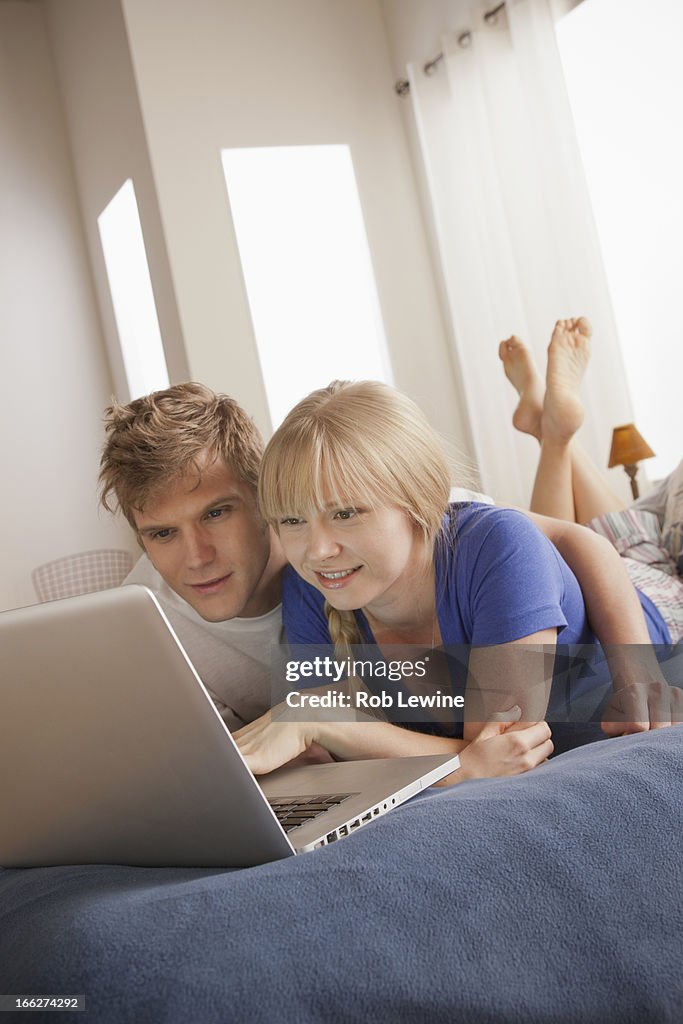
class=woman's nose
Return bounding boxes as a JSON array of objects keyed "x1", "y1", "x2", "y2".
[{"x1": 306, "y1": 522, "x2": 341, "y2": 562}]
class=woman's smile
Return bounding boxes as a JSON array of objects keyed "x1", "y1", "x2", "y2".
[{"x1": 313, "y1": 565, "x2": 362, "y2": 589}]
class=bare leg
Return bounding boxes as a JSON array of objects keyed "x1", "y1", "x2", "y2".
[
  {"x1": 541, "y1": 318, "x2": 625, "y2": 522},
  {"x1": 500, "y1": 318, "x2": 625, "y2": 523},
  {"x1": 567, "y1": 440, "x2": 625, "y2": 524},
  {"x1": 498, "y1": 335, "x2": 544, "y2": 441},
  {"x1": 530, "y1": 439, "x2": 576, "y2": 520},
  {"x1": 531, "y1": 318, "x2": 591, "y2": 519},
  {"x1": 499, "y1": 330, "x2": 574, "y2": 518}
]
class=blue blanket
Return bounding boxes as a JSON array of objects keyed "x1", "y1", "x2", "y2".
[{"x1": 1, "y1": 729, "x2": 681, "y2": 1023}]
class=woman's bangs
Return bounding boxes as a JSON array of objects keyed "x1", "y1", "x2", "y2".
[
  {"x1": 259, "y1": 432, "x2": 323, "y2": 521},
  {"x1": 317, "y1": 434, "x2": 392, "y2": 512},
  {"x1": 261, "y1": 430, "x2": 392, "y2": 522}
]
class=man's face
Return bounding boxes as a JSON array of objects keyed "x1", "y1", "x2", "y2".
[{"x1": 133, "y1": 457, "x2": 279, "y2": 622}]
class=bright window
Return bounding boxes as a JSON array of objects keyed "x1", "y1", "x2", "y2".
[
  {"x1": 556, "y1": 0, "x2": 683, "y2": 476},
  {"x1": 98, "y1": 179, "x2": 169, "y2": 401},
  {"x1": 221, "y1": 145, "x2": 392, "y2": 428}
]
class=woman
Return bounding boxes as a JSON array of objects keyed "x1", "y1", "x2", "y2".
[{"x1": 235, "y1": 326, "x2": 680, "y2": 783}]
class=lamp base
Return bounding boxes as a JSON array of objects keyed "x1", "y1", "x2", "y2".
[{"x1": 624, "y1": 463, "x2": 640, "y2": 501}]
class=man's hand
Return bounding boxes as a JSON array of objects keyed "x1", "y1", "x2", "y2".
[
  {"x1": 234, "y1": 709, "x2": 314, "y2": 776},
  {"x1": 234, "y1": 701, "x2": 357, "y2": 775},
  {"x1": 284, "y1": 742, "x2": 337, "y2": 769},
  {"x1": 601, "y1": 681, "x2": 683, "y2": 737}
]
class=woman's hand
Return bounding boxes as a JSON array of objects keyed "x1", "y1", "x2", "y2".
[{"x1": 453, "y1": 717, "x2": 554, "y2": 783}]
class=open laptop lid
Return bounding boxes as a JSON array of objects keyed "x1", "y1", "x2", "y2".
[{"x1": 0, "y1": 585, "x2": 295, "y2": 868}]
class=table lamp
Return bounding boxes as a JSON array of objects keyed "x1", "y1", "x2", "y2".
[{"x1": 608, "y1": 424, "x2": 655, "y2": 500}]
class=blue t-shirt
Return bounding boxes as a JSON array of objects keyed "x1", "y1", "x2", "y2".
[{"x1": 283, "y1": 503, "x2": 670, "y2": 647}]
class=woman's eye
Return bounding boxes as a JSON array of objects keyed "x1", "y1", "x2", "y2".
[
  {"x1": 280, "y1": 517, "x2": 303, "y2": 527},
  {"x1": 333, "y1": 508, "x2": 358, "y2": 521},
  {"x1": 207, "y1": 508, "x2": 227, "y2": 520}
]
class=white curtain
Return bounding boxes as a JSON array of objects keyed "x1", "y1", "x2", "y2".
[{"x1": 408, "y1": 0, "x2": 634, "y2": 506}]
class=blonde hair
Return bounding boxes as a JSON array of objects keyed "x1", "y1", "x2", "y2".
[
  {"x1": 99, "y1": 382, "x2": 264, "y2": 531},
  {"x1": 258, "y1": 380, "x2": 452, "y2": 656}
]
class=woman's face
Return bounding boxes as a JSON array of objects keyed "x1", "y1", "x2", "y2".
[{"x1": 277, "y1": 497, "x2": 426, "y2": 615}]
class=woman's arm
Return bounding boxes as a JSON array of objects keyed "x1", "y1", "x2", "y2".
[
  {"x1": 463, "y1": 628, "x2": 557, "y2": 741},
  {"x1": 525, "y1": 512, "x2": 652, "y2": 643},
  {"x1": 234, "y1": 707, "x2": 552, "y2": 785},
  {"x1": 236, "y1": 626, "x2": 557, "y2": 782}
]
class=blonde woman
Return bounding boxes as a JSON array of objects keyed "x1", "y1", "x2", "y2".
[{"x1": 235, "y1": 371, "x2": 677, "y2": 783}]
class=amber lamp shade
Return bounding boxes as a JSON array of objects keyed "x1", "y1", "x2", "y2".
[{"x1": 608, "y1": 424, "x2": 655, "y2": 500}]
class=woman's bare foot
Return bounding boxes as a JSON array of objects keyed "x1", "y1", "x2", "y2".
[
  {"x1": 498, "y1": 335, "x2": 545, "y2": 440},
  {"x1": 541, "y1": 317, "x2": 592, "y2": 444}
]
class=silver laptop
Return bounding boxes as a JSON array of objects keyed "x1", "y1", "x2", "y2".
[{"x1": 0, "y1": 585, "x2": 460, "y2": 868}]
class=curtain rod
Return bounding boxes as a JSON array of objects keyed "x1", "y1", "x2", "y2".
[{"x1": 394, "y1": 1, "x2": 506, "y2": 96}]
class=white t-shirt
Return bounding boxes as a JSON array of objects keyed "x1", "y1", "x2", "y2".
[{"x1": 123, "y1": 555, "x2": 284, "y2": 731}]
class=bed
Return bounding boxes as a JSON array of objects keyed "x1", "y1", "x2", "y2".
[{"x1": 1, "y1": 727, "x2": 681, "y2": 1023}]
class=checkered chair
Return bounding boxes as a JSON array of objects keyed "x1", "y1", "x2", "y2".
[{"x1": 32, "y1": 549, "x2": 134, "y2": 603}]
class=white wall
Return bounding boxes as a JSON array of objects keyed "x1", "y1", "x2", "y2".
[
  {"x1": 0, "y1": 1, "x2": 137, "y2": 612},
  {"x1": 118, "y1": 0, "x2": 472, "y2": 451},
  {"x1": 45, "y1": 0, "x2": 189, "y2": 401},
  {"x1": 0, "y1": 0, "x2": 479, "y2": 611}
]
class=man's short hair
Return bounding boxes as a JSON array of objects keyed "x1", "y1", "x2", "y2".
[{"x1": 99, "y1": 382, "x2": 264, "y2": 530}]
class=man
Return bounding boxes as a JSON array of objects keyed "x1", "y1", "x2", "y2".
[{"x1": 99, "y1": 382, "x2": 286, "y2": 730}]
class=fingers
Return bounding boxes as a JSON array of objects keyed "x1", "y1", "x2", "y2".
[
  {"x1": 515, "y1": 720, "x2": 552, "y2": 747},
  {"x1": 472, "y1": 706, "x2": 523, "y2": 741},
  {"x1": 489, "y1": 705, "x2": 522, "y2": 724},
  {"x1": 233, "y1": 709, "x2": 311, "y2": 776},
  {"x1": 470, "y1": 721, "x2": 503, "y2": 741},
  {"x1": 460, "y1": 717, "x2": 554, "y2": 780},
  {"x1": 270, "y1": 742, "x2": 336, "y2": 771},
  {"x1": 533, "y1": 737, "x2": 555, "y2": 766},
  {"x1": 601, "y1": 682, "x2": 683, "y2": 735},
  {"x1": 647, "y1": 683, "x2": 673, "y2": 729},
  {"x1": 642, "y1": 680, "x2": 672, "y2": 729},
  {"x1": 503, "y1": 722, "x2": 553, "y2": 773},
  {"x1": 601, "y1": 713, "x2": 650, "y2": 738},
  {"x1": 601, "y1": 719, "x2": 647, "y2": 738},
  {"x1": 601, "y1": 685, "x2": 651, "y2": 735},
  {"x1": 670, "y1": 686, "x2": 683, "y2": 724}
]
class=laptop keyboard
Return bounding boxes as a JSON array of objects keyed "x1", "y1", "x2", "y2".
[{"x1": 267, "y1": 793, "x2": 355, "y2": 833}]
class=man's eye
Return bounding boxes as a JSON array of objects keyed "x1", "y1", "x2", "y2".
[
  {"x1": 206, "y1": 503, "x2": 233, "y2": 520},
  {"x1": 153, "y1": 528, "x2": 173, "y2": 541}
]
